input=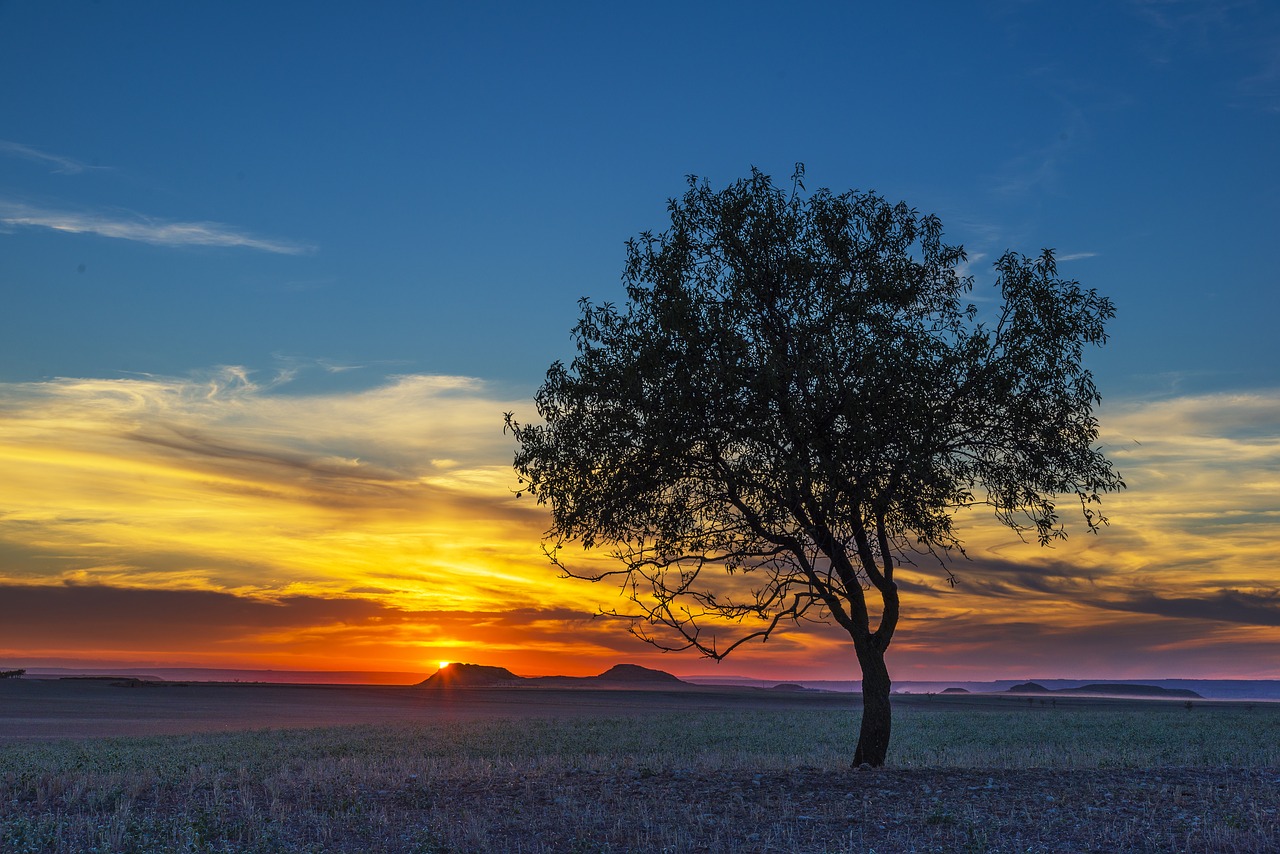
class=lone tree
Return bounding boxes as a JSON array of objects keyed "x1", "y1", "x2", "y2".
[{"x1": 506, "y1": 165, "x2": 1123, "y2": 766}]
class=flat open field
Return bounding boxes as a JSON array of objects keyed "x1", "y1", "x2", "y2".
[
  {"x1": 0, "y1": 679, "x2": 865, "y2": 742},
  {"x1": 1, "y1": 680, "x2": 1277, "y2": 853}
]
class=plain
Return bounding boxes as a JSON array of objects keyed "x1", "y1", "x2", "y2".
[{"x1": 1, "y1": 682, "x2": 1277, "y2": 853}]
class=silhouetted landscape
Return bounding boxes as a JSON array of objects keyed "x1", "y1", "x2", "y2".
[
  {"x1": 418, "y1": 662, "x2": 687, "y2": 688},
  {"x1": 4, "y1": 3, "x2": 1279, "y2": 850},
  {"x1": 18, "y1": 663, "x2": 1280, "y2": 698},
  {"x1": 3, "y1": 665, "x2": 1274, "y2": 744},
  {"x1": 2, "y1": 671, "x2": 1277, "y2": 851}
]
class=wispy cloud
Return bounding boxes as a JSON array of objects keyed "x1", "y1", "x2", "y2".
[
  {"x1": 881, "y1": 388, "x2": 1280, "y2": 677},
  {"x1": 0, "y1": 367, "x2": 553, "y2": 602},
  {"x1": 0, "y1": 372, "x2": 1277, "y2": 678},
  {"x1": 989, "y1": 100, "x2": 1089, "y2": 199},
  {"x1": 1128, "y1": 0, "x2": 1280, "y2": 113},
  {"x1": 1236, "y1": 35, "x2": 1280, "y2": 113},
  {"x1": 0, "y1": 200, "x2": 315, "y2": 254},
  {"x1": 1056, "y1": 251, "x2": 1098, "y2": 261},
  {"x1": 0, "y1": 139, "x2": 104, "y2": 175},
  {"x1": 0, "y1": 367, "x2": 652, "y2": 672},
  {"x1": 1091, "y1": 588, "x2": 1280, "y2": 627},
  {"x1": 0, "y1": 583, "x2": 658, "y2": 674}
]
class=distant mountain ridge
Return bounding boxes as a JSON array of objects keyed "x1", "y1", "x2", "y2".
[
  {"x1": 683, "y1": 676, "x2": 1280, "y2": 700},
  {"x1": 14, "y1": 667, "x2": 1277, "y2": 699},
  {"x1": 418, "y1": 662, "x2": 688, "y2": 689},
  {"x1": 596, "y1": 663, "x2": 685, "y2": 683},
  {"x1": 1004, "y1": 682, "x2": 1203, "y2": 699},
  {"x1": 418, "y1": 664, "x2": 521, "y2": 687}
]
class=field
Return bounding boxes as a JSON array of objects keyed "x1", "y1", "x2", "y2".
[{"x1": 1, "y1": 681, "x2": 1277, "y2": 853}]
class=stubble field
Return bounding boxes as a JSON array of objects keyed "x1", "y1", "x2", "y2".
[{"x1": 1, "y1": 680, "x2": 1277, "y2": 853}]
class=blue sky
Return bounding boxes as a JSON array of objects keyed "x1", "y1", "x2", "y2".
[
  {"x1": 3, "y1": 0, "x2": 1276, "y2": 394},
  {"x1": 1, "y1": 1, "x2": 1278, "y2": 679}
]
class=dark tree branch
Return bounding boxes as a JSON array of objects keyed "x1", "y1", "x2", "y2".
[{"x1": 508, "y1": 166, "x2": 1123, "y2": 766}]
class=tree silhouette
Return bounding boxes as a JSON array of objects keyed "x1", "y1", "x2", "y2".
[{"x1": 506, "y1": 165, "x2": 1123, "y2": 766}]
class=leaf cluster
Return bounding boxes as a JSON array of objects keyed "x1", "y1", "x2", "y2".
[{"x1": 506, "y1": 165, "x2": 1122, "y2": 656}]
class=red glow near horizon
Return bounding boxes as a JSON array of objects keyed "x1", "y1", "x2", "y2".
[{"x1": 0, "y1": 378, "x2": 1277, "y2": 682}]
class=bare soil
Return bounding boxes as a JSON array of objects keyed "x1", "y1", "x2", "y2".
[
  {"x1": 0, "y1": 678, "x2": 858, "y2": 740},
  {"x1": 406, "y1": 764, "x2": 1278, "y2": 853},
  {"x1": 1, "y1": 680, "x2": 1276, "y2": 852}
]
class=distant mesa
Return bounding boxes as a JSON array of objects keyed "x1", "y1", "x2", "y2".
[
  {"x1": 109, "y1": 677, "x2": 188, "y2": 688},
  {"x1": 595, "y1": 664, "x2": 683, "y2": 684},
  {"x1": 1005, "y1": 681, "x2": 1202, "y2": 699},
  {"x1": 417, "y1": 662, "x2": 688, "y2": 689},
  {"x1": 61, "y1": 674, "x2": 163, "y2": 683},
  {"x1": 770, "y1": 683, "x2": 817, "y2": 692},
  {"x1": 941, "y1": 687, "x2": 970, "y2": 694},
  {"x1": 1061, "y1": 683, "x2": 1203, "y2": 699},
  {"x1": 418, "y1": 663, "x2": 521, "y2": 688},
  {"x1": 1006, "y1": 682, "x2": 1051, "y2": 693}
]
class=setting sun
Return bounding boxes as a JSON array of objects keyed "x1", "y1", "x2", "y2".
[{"x1": 438, "y1": 661, "x2": 451, "y2": 670}]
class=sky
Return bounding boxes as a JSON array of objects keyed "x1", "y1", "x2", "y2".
[{"x1": 1, "y1": 0, "x2": 1277, "y2": 683}]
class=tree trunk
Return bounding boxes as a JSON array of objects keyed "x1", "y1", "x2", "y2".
[{"x1": 852, "y1": 640, "x2": 892, "y2": 767}]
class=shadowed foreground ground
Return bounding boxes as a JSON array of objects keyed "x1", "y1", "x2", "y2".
[
  {"x1": 1, "y1": 680, "x2": 1276, "y2": 852},
  {"x1": 0, "y1": 678, "x2": 860, "y2": 740},
  {"x1": 2, "y1": 677, "x2": 1261, "y2": 742}
]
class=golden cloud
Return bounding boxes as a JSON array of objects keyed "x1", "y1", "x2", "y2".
[
  {"x1": 0, "y1": 373, "x2": 1276, "y2": 678},
  {"x1": 0, "y1": 369, "x2": 591, "y2": 608}
]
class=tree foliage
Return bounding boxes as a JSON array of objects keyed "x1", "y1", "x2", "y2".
[{"x1": 506, "y1": 165, "x2": 1123, "y2": 765}]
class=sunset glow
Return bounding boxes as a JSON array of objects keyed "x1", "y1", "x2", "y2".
[
  {"x1": 1, "y1": 2, "x2": 1276, "y2": 685},
  {"x1": 0, "y1": 370, "x2": 1276, "y2": 681}
]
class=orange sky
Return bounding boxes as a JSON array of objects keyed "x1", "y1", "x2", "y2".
[{"x1": 1, "y1": 369, "x2": 1277, "y2": 682}]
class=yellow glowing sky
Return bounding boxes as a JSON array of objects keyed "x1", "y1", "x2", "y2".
[{"x1": 0, "y1": 369, "x2": 1277, "y2": 681}]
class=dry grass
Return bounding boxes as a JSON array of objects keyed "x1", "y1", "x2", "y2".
[{"x1": 1, "y1": 699, "x2": 1277, "y2": 852}]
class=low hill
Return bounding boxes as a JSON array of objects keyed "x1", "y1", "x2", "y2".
[
  {"x1": 418, "y1": 664, "x2": 521, "y2": 688},
  {"x1": 417, "y1": 663, "x2": 690, "y2": 689},
  {"x1": 1004, "y1": 681, "x2": 1202, "y2": 699},
  {"x1": 941, "y1": 687, "x2": 970, "y2": 694},
  {"x1": 1060, "y1": 683, "x2": 1203, "y2": 699},
  {"x1": 1006, "y1": 682, "x2": 1050, "y2": 693},
  {"x1": 770, "y1": 683, "x2": 819, "y2": 693},
  {"x1": 594, "y1": 664, "x2": 684, "y2": 684}
]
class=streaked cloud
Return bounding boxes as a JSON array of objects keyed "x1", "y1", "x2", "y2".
[
  {"x1": 0, "y1": 368, "x2": 552, "y2": 598},
  {"x1": 1129, "y1": 0, "x2": 1280, "y2": 113},
  {"x1": 1236, "y1": 39, "x2": 1280, "y2": 112},
  {"x1": 0, "y1": 373, "x2": 1276, "y2": 678},
  {"x1": 0, "y1": 139, "x2": 103, "y2": 174},
  {"x1": 1056, "y1": 251, "x2": 1098, "y2": 261},
  {"x1": 989, "y1": 101, "x2": 1089, "y2": 198},
  {"x1": 0, "y1": 583, "x2": 635, "y2": 675},
  {"x1": 856, "y1": 389, "x2": 1280, "y2": 678},
  {"x1": 1090, "y1": 588, "x2": 1280, "y2": 627},
  {"x1": 0, "y1": 200, "x2": 314, "y2": 254}
]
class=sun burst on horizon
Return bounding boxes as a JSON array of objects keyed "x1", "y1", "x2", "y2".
[{"x1": 437, "y1": 660, "x2": 451, "y2": 670}]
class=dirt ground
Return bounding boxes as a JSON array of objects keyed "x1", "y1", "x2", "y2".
[
  {"x1": 0, "y1": 678, "x2": 864, "y2": 740},
  {"x1": 2, "y1": 678, "x2": 1263, "y2": 742},
  {"x1": 409, "y1": 764, "x2": 1279, "y2": 853},
  {"x1": 2, "y1": 681, "x2": 1277, "y2": 852}
]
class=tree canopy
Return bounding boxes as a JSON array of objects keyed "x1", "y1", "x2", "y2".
[{"x1": 506, "y1": 165, "x2": 1123, "y2": 766}]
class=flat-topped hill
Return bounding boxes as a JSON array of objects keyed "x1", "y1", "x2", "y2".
[
  {"x1": 1005, "y1": 681, "x2": 1202, "y2": 699},
  {"x1": 1007, "y1": 682, "x2": 1051, "y2": 693},
  {"x1": 418, "y1": 664, "x2": 521, "y2": 687},
  {"x1": 417, "y1": 663, "x2": 689, "y2": 689},
  {"x1": 594, "y1": 664, "x2": 684, "y2": 684},
  {"x1": 1061, "y1": 683, "x2": 1203, "y2": 699}
]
